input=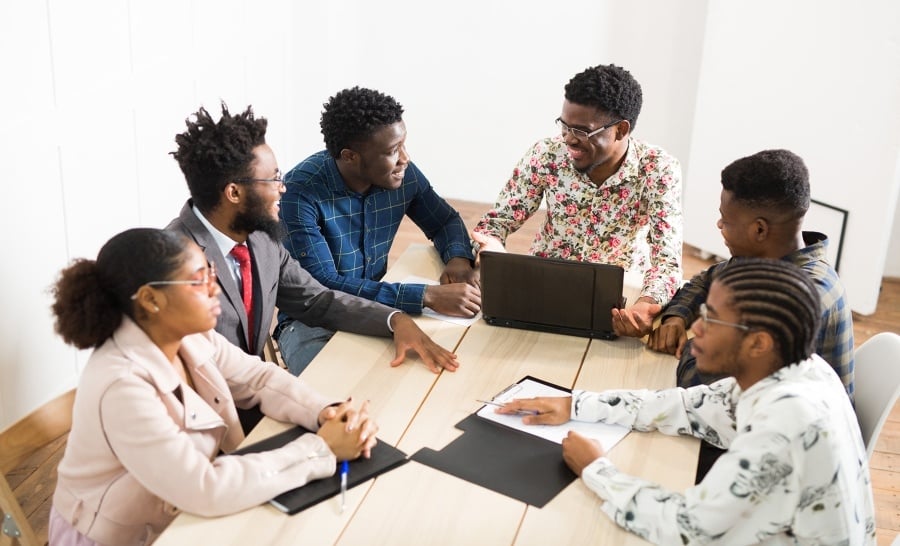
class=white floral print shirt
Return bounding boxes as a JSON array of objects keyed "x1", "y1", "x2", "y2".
[
  {"x1": 571, "y1": 355, "x2": 876, "y2": 545},
  {"x1": 475, "y1": 136, "x2": 682, "y2": 305}
]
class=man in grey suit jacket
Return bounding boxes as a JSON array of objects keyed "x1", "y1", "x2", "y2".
[{"x1": 167, "y1": 103, "x2": 460, "y2": 385}]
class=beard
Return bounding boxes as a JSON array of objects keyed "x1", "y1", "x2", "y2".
[
  {"x1": 230, "y1": 188, "x2": 286, "y2": 242},
  {"x1": 575, "y1": 157, "x2": 605, "y2": 175}
]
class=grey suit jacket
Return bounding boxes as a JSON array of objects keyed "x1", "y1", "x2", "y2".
[{"x1": 166, "y1": 200, "x2": 395, "y2": 356}]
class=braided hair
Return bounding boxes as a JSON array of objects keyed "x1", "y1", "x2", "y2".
[
  {"x1": 564, "y1": 64, "x2": 643, "y2": 130},
  {"x1": 51, "y1": 228, "x2": 189, "y2": 349},
  {"x1": 320, "y1": 87, "x2": 404, "y2": 159},
  {"x1": 170, "y1": 103, "x2": 268, "y2": 213},
  {"x1": 715, "y1": 257, "x2": 821, "y2": 366}
]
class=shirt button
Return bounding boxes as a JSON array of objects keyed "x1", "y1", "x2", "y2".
[{"x1": 191, "y1": 412, "x2": 197, "y2": 420}]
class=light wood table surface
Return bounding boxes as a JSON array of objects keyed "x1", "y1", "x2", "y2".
[{"x1": 156, "y1": 244, "x2": 699, "y2": 546}]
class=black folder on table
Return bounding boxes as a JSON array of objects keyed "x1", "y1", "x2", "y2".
[
  {"x1": 410, "y1": 376, "x2": 577, "y2": 507},
  {"x1": 230, "y1": 426, "x2": 408, "y2": 515},
  {"x1": 479, "y1": 251, "x2": 625, "y2": 340}
]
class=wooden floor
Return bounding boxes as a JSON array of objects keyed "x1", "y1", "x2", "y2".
[
  {"x1": 7, "y1": 198, "x2": 899, "y2": 545},
  {"x1": 392, "y1": 198, "x2": 900, "y2": 545}
]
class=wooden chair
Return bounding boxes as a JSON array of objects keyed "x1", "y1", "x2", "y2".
[
  {"x1": 1, "y1": 389, "x2": 75, "y2": 546},
  {"x1": 263, "y1": 309, "x2": 287, "y2": 370}
]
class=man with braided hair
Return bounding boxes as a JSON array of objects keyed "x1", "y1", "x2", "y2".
[
  {"x1": 497, "y1": 258, "x2": 875, "y2": 545},
  {"x1": 277, "y1": 87, "x2": 480, "y2": 373}
]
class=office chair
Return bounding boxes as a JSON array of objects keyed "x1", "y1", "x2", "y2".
[{"x1": 853, "y1": 332, "x2": 900, "y2": 458}]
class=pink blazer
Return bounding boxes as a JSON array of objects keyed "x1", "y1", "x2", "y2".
[{"x1": 52, "y1": 317, "x2": 339, "y2": 545}]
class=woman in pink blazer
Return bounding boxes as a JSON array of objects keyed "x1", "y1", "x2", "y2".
[{"x1": 48, "y1": 228, "x2": 377, "y2": 546}]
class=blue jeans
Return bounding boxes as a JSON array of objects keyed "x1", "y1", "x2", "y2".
[{"x1": 274, "y1": 320, "x2": 335, "y2": 376}]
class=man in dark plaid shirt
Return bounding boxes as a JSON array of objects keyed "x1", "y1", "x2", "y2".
[
  {"x1": 275, "y1": 87, "x2": 480, "y2": 374},
  {"x1": 605, "y1": 149, "x2": 853, "y2": 483},
  {"x1": 617, "y1": 149, "x2": 854, "y2": 401}
]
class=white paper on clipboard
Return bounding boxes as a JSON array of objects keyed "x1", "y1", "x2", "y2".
[{"x1": 476, "y1": 377, "x2": 630, "y2": 450}]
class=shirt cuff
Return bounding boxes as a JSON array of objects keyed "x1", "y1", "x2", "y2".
[
  {"x1": 396, "y1": 283, "x2": 427, "y2": 314},
  {"x1": 580, "y1": 456, "x2": 625, "y2": 503},
  {"x1": 442, "y1": 242, "x2": 477, "y2": 263},
  {"x1": 571, "y1": 390, "x2": 612, "y2": 422}
]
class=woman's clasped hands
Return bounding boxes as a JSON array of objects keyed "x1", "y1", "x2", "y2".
[{"x1": 317, "y1": 398, "x2": 379, "y2": 460}]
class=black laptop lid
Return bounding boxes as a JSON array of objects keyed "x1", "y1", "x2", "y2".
[{"x1": 480, "y1": 251, "x2": 624, "y2": 339}]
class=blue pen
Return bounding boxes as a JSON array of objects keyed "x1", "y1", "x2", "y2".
[
  {"x1": 476, "y1": 399, "x2": 540, "y2": 415},
  {"x1": 340, "y1": 461, "x2": 349, "y2": 513}
]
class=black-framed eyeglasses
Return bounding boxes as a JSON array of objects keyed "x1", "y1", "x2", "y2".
[
  {"x1": 555, "y1": 118, "x2": 622, "y2": 140},
  {"x1": 130, "y1": 262, "x2": 218, "y2": 300},
  {"x1": 234, "y1": 169, "x2": 284, "y2": 185},
  {"x1": 698, "y1": 303, "x2": 750, "y2": 331}
]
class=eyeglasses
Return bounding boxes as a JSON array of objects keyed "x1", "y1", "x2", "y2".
[
  {"x1": 698, "y1": 303, "x2": 750, "y2": 331},
  {"x1": 130, "y1": 262, "x2": 218, "y2": 300},
  {"x1": 234, "y1": 169, "x2": 284, "y2": 185},
  {"x1": 555, "y1": 118, "x2": 622, "y2": 140}
]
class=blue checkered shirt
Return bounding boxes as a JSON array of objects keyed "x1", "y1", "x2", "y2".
[
  {"x1": 279, "y1": 151, "x2": 474, "y2": 314},
  {"x1": 666, "y1": 232, "x2": 855, "y2": 399}
]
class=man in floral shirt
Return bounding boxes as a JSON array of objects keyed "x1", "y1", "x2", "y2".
[
  {"x1": 472, "y1": 64, "x2": 683, "y2": 333},
  {"x1": 498, "y1": 258, "x2": 875, "y2": 545}
]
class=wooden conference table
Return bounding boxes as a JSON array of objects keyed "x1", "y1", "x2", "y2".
[{"x1": 156, "y1": 244, "x2": 700, "y2": 546}]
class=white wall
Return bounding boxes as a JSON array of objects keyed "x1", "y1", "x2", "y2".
[
  {"x1": 683, "y1": 0, "x2": 900, "y2": 314},
  {"x1": 1, "y1": 0, "x2": 898, "y2": 428}
]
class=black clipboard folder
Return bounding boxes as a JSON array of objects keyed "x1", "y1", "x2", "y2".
[
  {"x1": 230, "y1": 426, "x2": 408, "y2": 514},
  {"x1": 410, "y1": 376, "x2": 577, "y2": 507}
]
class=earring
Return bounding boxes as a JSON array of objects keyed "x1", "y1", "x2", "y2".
[{"x1": 152, "y1": 305, "x2": 160, "y2": 313}]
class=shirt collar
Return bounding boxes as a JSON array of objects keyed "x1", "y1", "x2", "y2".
[{"x1": 191, "y1": 204, "x2": 242, "y2": 256}]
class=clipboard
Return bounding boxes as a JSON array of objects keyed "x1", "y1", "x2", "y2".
[
  {"x1": 229, "y1": 426, "x2": 409, "y2": 514},
  {"x1": 410, "y1": 376, "x2": 578, "y2": 507},
  {"x1": 476, "y1": 376, "x2": 630, "y2": 448}
]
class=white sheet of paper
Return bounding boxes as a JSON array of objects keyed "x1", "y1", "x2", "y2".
[
  {"x1": 401, "y1": 275, "x2": 482, "y2": 326},
  {"x1": 476, "y1": 378, "x2": 630, "y2": 450}
]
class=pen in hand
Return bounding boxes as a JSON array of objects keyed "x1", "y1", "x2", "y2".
[
  {"x1": 340, "y1": 460, "x2": 349, "y2": 513},
  {"x1": 476, "y1": 399, "x2": 540, "y2": 415}
]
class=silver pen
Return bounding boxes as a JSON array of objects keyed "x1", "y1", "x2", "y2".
[{"x1": 476, "y1": 399, "x2": 540, "y2": 415}]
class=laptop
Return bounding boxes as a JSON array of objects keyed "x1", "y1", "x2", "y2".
[{"x1": 479, "y1": 251, "x2": 625, "y2": 339}]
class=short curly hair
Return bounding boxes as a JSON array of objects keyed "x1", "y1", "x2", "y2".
[
  {"x1": 320, "y1": 87, "x2": 404, "y2": 158},
  {"x1": 721, "y1": 149, "x2": 810, "y2": 220},
  {"x1": 170, "y1": 103, "x2": 268, "y2": 213},
  {"x1": 564, "y1": 64, "x2": 643, "y2": 130}
]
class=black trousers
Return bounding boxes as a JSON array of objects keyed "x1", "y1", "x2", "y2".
[{"x1": 237, "y1": 405, "x2": 264, "y2": 436}]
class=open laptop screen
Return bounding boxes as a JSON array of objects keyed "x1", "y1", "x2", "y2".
[{"x1": 479, "y1": 251, "x2": 624, "y2": 339}]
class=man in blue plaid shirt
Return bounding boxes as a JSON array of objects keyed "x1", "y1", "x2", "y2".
[{"x1": 276, "y1": 87, "x2": 480, "y2": 374}]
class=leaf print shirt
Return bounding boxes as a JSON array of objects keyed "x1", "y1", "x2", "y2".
[{"x1": 569, "y1": 354, "x2": 876, "y2": 545}]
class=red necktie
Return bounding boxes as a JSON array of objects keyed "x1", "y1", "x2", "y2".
[{"x1": 229, "y1": 244, "x2": 254, "y2": 350}]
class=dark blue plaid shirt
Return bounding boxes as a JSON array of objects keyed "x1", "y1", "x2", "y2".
[
  {"x1": 279, "y1": 151, "x2": 474, "y2": 314},
  {"x1": 666, "y1": 232, "x2": 855, "y2": 399}
]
